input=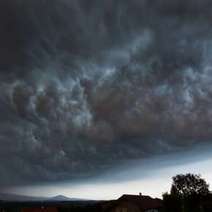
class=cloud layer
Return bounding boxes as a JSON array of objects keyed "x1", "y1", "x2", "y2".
[{"x1": 1, "y1": 0, "x2": 212, "y2": 187}]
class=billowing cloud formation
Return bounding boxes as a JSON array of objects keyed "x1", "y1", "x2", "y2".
[{"x1": 1, "y1": 0, "x2": 212, "y2": 187}]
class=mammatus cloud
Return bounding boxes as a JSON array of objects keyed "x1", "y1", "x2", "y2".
[{"x1": 1, "y1": 0, "x2": 212, "y2": 187}]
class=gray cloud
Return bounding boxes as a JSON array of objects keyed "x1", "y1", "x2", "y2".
[{"x1": 1, "y1": 0, "x2": 212, "y2": 187}]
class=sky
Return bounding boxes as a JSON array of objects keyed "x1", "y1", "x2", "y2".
[
  {"x1": 1, "y1": 0, "x2": 212, "y2": 199},
  {"x1": 7, "y1": 144, "x2": 212, "y2": 199}
]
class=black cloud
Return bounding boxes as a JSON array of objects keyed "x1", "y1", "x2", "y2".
[{"x1": 1, "y1": 0, "x2": 212, "y2": 187}]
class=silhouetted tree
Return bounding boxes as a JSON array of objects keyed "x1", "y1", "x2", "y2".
[
  {"x1": 163, "y1": 173, "x2": 210, "y2": 212},
  {"x1": 163, "y1": 192, "x2": 181, "y2": 212},
  {"x1": 171, "y1": 173, "x2": 209, "y2": 197}
]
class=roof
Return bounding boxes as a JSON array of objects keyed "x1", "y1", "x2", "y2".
[{"x1": 118, "y1": 194, "x2": 163, "y2": 210}]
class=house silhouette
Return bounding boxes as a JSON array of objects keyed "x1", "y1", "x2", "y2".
[{"x1": 101, "y1": 193, "x2": 163, "y2": 212}]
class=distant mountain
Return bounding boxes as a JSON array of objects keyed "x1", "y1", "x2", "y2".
[
  {"x1": 48, "y1": 195, "x2": 81, "y2": 201},
  {"x1": 0, "y1": 193, "x2": 45, "y2": 201},
  {"x1": 0, "y1": 193, "x2": 82, "y2": 202}
]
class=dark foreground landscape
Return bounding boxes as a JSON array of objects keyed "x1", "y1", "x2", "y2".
[
  {"x1": 1, "y1": 192, "x2": 212, "y2": 212},
  {"x1": 1, "y1": 174, "x2": 212, "y2": 212},
  {"x1": 0, "y1": 193, "x2": 163, "y2": 212}
]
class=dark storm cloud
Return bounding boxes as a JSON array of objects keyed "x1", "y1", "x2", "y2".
[{"x1": 1, "y1": 0, "x2": 212, "y2": 187}]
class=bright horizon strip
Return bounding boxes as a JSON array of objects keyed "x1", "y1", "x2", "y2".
[{"x1": 8, "y1": 143, "x2": 212, "y2": 200}]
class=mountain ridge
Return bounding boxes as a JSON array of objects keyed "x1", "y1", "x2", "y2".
[{"x1": 0, "y1": 193, "x2": 85, "y2": 202}]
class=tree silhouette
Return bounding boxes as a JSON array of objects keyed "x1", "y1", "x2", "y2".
[
  {"x1": 171, "y1": 173, "x2": 209, "y2": 197},
  {"x1": 163, "y1": 192, "x2": 181, "y2": 212}
]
